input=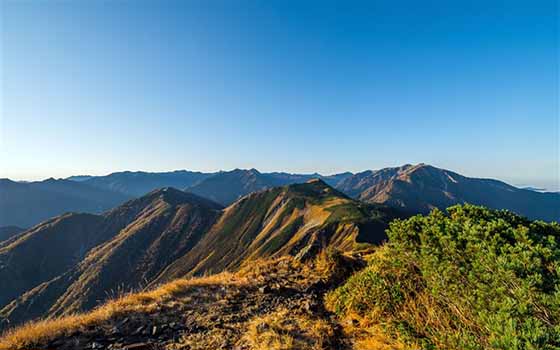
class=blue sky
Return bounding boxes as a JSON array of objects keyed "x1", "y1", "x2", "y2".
[{"x1": 1, "y1": 0, "x2": 558, "y2": 190}]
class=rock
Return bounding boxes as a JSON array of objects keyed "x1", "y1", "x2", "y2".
[
  {"x1": 258, "y1": 286, "x2": 270, "y2": 294},
  {"x1": 123, "y1": 343, "x2": 152, "y2": 350},
  {"x1": 132, "y1": 326, "x2": 144, "y2": 335},
  {"x1": 152, "y1": 325, "x2": 158, "y2": 335}
]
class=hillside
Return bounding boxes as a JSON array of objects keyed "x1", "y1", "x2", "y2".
[
  {"x1": 2, "y1": 205, "x2": 557, "y2": 350},
  {"x1": 0, "y1": 178, "x2": 131, "y2": 227},
  {"x1": 0, "y1": 181, "x2": 398, "y2": 330},
  {"x1": 186, "y1": 169, "x2": 284, "y2": 206},
  {"x1": 158, "y1": 179, "x2": 398, "y2": 281},
  {"x1": 0, "y1": 188, "x2": 222, "y2": 327},
  {"x1": 335, "y1": 164, "x2": 560, "y2": 221},
  {"x1": 0, "y1": 253, "x2": 360, "y2": 350},
  {"x1": 187, "y1": 169, "x2": 354, "y2": 206}
]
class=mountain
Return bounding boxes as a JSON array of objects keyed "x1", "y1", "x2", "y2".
[
  {"x1": 0, "y1": 226, "x2": 25, "y2": 243},
  {"x1": 186, "y1": 169, "x2": 284, "y2": 205},
  {"x1": 75, "y1": 170, "x2": 213, "y2": 196},
  {"x1": 68, "y1": 169, "x2": 353, "y2": 204},
  {"x1": 0, "y1": 181, "x2": 398, "y2": 328},
  {"x1": 335, "y1": 163, "x2": 560, "y2": 221},
  {"x1": 157, "y1": 179, "x2": 399, "y2": 281},
  {"x1": 0, "y1": 178, "x2": 131, "y2": 227},
  {"x1": 265, "y1": 171, "x2": 353, "y2": 187},
  {"x1": 65, "y1": 175, "x2": 93, "y2": 182},
  {"x1": 186, "y1": 169, "x2": 354, "y2": 206},
  {"x1": 0, "y1": 188, "x2": 222, "y2": 326}
]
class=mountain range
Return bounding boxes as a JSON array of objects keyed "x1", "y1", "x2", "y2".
[
  {"x1": 0, "y1": 178, "x2": 131, "y2": 228},
  {"x1": 0, "y1": 180, "x2": 399, "y2": 328},
  {"x1": 2, "y1": 164, "x2": 558, "y2": 229},
  {"x1": 0, "y1": 163, "x2": 558, "y2": 333}
]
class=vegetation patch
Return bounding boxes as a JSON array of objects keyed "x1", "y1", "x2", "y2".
[
  {"x1": 327, "y1": 204, "x2": 560, "y2": 350},
  {"x1": 241, "y1": 308, "x2": 335, "y2": 350}
]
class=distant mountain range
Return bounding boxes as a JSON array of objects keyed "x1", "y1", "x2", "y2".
[
  {"x1": 0, "y1": 178, "x2": 131, "y2": 228},
  {"x1": 67, "y1": 169, "x2": 351, "y2": 205},
  {"x1": 0, "y1": 180, "x2": 399, "y2": 327},
  {"x1": 337, "y1": 164, "x2": 560, "y2": 222},
  {"x1": 1, "y1": 163, "x2": 559, "y2": 329},
  {"x1": 1, "y1": 164, "x2": 558, "y2": 229}
]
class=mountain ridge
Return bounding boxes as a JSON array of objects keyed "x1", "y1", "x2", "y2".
[{"x1": 0, "y1": 181, "x2": 398, "y2": 329}]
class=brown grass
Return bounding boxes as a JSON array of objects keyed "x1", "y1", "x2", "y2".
[
  {"x1": 0, "y1": 272, "x2": 244, "y2": 350},
  {"x1": 0, "y1": 253, "x2": 350, "y2": 350},
  {"x1": 241, "y1": 308, "x2": 335, "y2": 350}
]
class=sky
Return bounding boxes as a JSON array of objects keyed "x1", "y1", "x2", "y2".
[{"x1": 1, "y1": 0, "x2": 558, "y2": 190}]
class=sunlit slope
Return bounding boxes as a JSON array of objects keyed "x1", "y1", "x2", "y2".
[{"x1": 157, "y1": 179, "x2": 398, "y2": 281}]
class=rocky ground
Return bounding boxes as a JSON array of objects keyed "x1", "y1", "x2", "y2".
[{"x1": 6, "y1": 255, "x2": 361, "y2": 350}]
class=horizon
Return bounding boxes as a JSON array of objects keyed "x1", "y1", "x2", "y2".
[
  {"x1": 1, "y1": 0, "x2": 558, "y2": 191},
  {"x1": 2, "y1": 162, "x2": 558, "y2": 192}
]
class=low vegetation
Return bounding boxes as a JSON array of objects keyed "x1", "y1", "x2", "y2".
[
  {"x1": 2, "y1": 204, "x2": 558, "y2": 349},
  {"x1": 327, "y1": 204, "x2": 560, "y2": 349}
]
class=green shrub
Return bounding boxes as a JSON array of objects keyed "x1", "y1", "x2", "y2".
[{"x1": 327, "y1": 204, "x2": 560, "y2": 349}]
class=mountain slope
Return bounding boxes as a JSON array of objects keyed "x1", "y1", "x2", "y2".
[
  {"x1": 186, "y1": 169, "x2": 283, "y2": 205},
  {"x1": 336, "y1": 164, "x2": 560, "y2": 221},
  {"x1": 157, "y1": 179, "x2": 399, "y2": 281},
  {"x1": 1, "y1": 181, "x2": 398, "y2": 329},
  {"x1": 0, "y1": 178, "x2": 131, "y2": 227},
  {"x1": 0, "y1": 213, "x2": 108, "y2": 309},
  {"x1": 187, "y1": 169, "x2": 354, "y2": 206},
  {"x1": 0, "y1": 188, "x2": 222, "y2": 326},
  {"x1": 78, "y1": 170, "x2": 213, "y2": 196}
]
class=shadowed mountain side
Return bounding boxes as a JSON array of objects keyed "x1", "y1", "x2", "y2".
[
  {"x1": 187, "y1": 169, "x2": 355, "y2": 206},
  {"x1": 155, "y1": 179, "x2": 399, "y2": 282},
  {"x1": 186, "y1": 169, "x2": 286, "y2": 206},
  {"x1": 0, "y1": 213, "x2": 107, "y2": 309},
  {"x1": 0, "y1": 188, "x2": 222, "y2": 327},
  {"x1": 79, "y1": 171, "x2": 213, "y2": 197}
]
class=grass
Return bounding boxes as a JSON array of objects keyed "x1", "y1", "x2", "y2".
[
  {"x1": 242, "y1": 308, "x2": 335, "y2": 350},
  {"x1": 0, "y1": 252, "x2": 351, "y2": 350},
  {"x1": 0, "y1": 272, "x2": 244, "y2": 350}
]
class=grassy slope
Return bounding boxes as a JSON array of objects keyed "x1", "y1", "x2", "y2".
[
  {"x1": 155, "y1": 180, "x2": 395, "y2": 281},
  {"x1": 0, "y1": 253, "x2": 357, "y2": 350}
]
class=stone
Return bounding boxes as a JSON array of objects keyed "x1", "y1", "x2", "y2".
[{"x1": 123, "y1": 343, "x2": 152, "y2": 350}]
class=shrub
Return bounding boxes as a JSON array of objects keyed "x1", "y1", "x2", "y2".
[{"x1": 326, "y1": 204, "x2": 560, "y2": 350}]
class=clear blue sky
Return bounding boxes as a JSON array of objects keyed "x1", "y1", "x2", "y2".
[{"x1": 1, "y1": 0, "x2": 558, "y2": 190}]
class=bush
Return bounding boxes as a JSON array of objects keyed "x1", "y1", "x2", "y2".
[{"x1": 326, "y1": 205, "x2": 560, "y2": 350}]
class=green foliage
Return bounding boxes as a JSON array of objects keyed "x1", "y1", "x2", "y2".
[{"x1": 327, "y1": 204, "x2": 560, "y2": 349}]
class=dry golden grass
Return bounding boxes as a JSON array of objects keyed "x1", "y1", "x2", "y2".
[
  {"x1": 241, "y1": 308, "x2": 335, "y2": 350},
  {"x1": 334, "y1": 311, "x2": 410, "y2": 350},
  {"x1": 0, "y1": 272, "x2": 244, "y2": 350},
  {"x1": 0, "y1": 254, "x2": 350, "y2": 350}
]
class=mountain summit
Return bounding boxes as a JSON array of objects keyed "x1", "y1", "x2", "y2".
[{"x1": 336, "y1": 164, "x2": 560, "y2": 221}]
